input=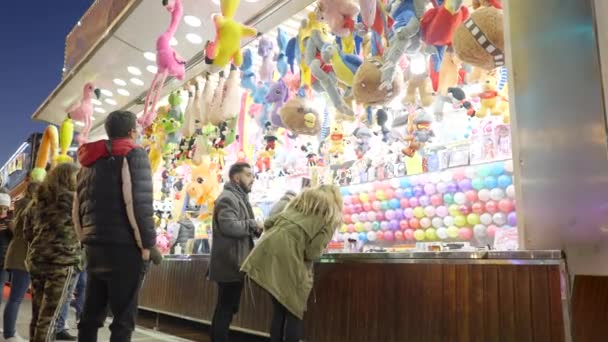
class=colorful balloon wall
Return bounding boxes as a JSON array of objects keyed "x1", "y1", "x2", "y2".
[{"x1": 338, "y1": 161, "x2": 516, "y2": 246}]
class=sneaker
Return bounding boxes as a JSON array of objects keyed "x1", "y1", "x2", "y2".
[{"x1": 55, "y1": 330, "x2": 77, "y2": 341}]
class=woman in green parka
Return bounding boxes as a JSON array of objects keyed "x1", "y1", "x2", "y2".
[{"x1": 241, "y1": 184, "x2": 343, "y2": 342}]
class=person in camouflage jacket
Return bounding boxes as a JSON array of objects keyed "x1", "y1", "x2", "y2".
[{"x1": 26, "y1": 163, "x2": 82, "y2": 342}]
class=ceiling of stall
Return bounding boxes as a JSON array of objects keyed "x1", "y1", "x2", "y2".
[{"x1": 32, "y1": 0, "x2": 315, "y2": 130}]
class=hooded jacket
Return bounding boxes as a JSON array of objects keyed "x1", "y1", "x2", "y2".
[
  {"x1": 267, "y1": 190, "x2": 296, "y2": 218},
  {"x1": 241, "y1": 208, "x2": 338, "y2": 319},
  {"x1": 74, "y1": 138, "x2": 156, "y2": 249}
]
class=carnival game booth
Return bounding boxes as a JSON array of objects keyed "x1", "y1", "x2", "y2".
[
  {"x1": 33, "y1": 0, "x2": 608, "y2": 340},
  {"x1": 0, "y1": 134, "x2": 40, "y2": 200}
]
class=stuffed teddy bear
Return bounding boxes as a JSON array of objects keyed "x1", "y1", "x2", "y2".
[
  {"x1": 453, "y1": 6, "x2": 504, "y2": 70},
  {"x1": 279, "y1": 97, "x2": 322, "y2": 135},
  {"x1": 403, "y1": 57, "x2": 434, "y2": 107},
  {"x1": 327, "y1": 123, "x2": 345, "y2": 156},
  {"x1": 317, "y1": 0, "x2": 360, "y2": 37},
  {"x1": 353, "y1": 57, "x2": 403, "y2": 106}
]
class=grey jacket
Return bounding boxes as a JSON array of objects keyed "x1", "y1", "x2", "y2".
[{"x1": 208, "y1": 182, "x2": 257, "y2": 283}]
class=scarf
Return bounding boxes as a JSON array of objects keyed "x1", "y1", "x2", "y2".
[{"x1": 223, "y1": 182, "x2": 255, "y2": 219}]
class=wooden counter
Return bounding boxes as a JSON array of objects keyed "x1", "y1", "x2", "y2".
[{"x1": 139, "y1": 252, "x2": 567, "y2": 341}]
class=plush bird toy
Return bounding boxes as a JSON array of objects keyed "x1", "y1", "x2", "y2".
[
  {"x1": 66, "y1": 82, "x2": 100, "y2": 146},
  {"x1": 204, "y1": 0, "x2": 258, "y2": 73}
]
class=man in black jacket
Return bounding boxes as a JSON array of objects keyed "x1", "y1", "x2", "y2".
[
  {"x1": 73, "y1": 111, "x2": 156, "y2": 342},
  {"x1": 209, "y1": 162, "x2": 262, "y2": 342}
]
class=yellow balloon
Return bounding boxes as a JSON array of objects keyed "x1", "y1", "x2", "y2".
[
  {"x1": 413, "y1": 207, "x2": 425, "y2": 219},
  {"x1": 447, "y1": 226, "x2": 459, "y2": 238},
  {"x1": 414, "y1": 229, "x2": 426, "y2": 241},
  {"x1": 454, "y1": 215, "x2": 467, "y2": 227},
  {"x1": 340, "y1": 224, "x2": 348, "y2": 233},
  {"x1": 425, "y1": 228, "x2": 437, "y2": 240}
]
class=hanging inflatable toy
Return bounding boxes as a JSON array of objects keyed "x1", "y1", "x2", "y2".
[
  {"x1": 186, "y1": 159, "x2": 220, "y2": 219},
  {"x1": 453, "y1": 4, "x2": 504, "y2": 70},
  {"x1": 276, "y1": 28, "x2": 290, "y2": 78},
  {"x1": 203, "y1": 0, "x2": 258, "y2": 73},
  {"x1": 379, "y1": 0, "x2": 428, "y2": 90},
  {"x1": 56, "y1": 118, "x2": 74, "y2": 164},
  {"x1": 66, "y1": 82, "x2": 100, "y2": 146},
  {"x1": 317, "y1": 0, "x2": 360, "y2": 38},
  {"x1": 258, "y1": 36, "x2": 275, "y2": 83},
  {"x1": 266, "y1": 79, "x2": 290, "y2": 128},
  {"x1": 31, "y1": 126, "x2": 59, "y2": 182},
  {"x1": 139, "y1": 0, "x2": 186, "y2": 129}
]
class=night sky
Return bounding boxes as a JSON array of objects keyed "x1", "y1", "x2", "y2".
[{"x1": 0, "y1": 1, "x2": 94, "y2": 164}]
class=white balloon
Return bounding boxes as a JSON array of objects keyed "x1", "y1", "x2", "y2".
[
  {"x1": 504, "y1": 159, "x2": 514, "y2": 173},
  {"x1": 454, "y1": 192, "x2": 467, "y2": 205},
  {"x1": 480, "y1": 213, "x2": 493, "y2": 225},
  {"x1": 342, "y1": 234, "x2": 350, "y2": 242},
  {"x1": 420, "y1": 217, "x2": 432, "y2": 228},
  {"x1": 432, "y1": 217, "x2": 444, "y2": 228},
  {"x1": 490, "y1": 188, "x2": 505, "y2": 201},
  {"x1": 436, "y1": 227, "x2": 449, "y2": 240},
  {"x1": 424, "y1": 206, "x2": 436, "y2": 217},
  {"x1": 349, "y1": 232, "x2": 359, "y2": 240},
  {"x1": 441, "y1": 170, "x2": 453, "y2": 182},
  {"x1": 429, "y1": 172, "x2": 441, "y2": 184},
  {"x1": 409, "y1": 175, "x2": 419, "y2": 186},
  {"x1": 473, "y1": 224, "x2": 487, "y2": 239},
  {"x1": 493, "y1": 213, "x2": 507, "y2": 226},
  {"x1": 367, "y1": 231, "x2": 377, "y2": 241},
  {"x1": 478, "y1": 189, "x2": 491, "y2": 202},
  {"x1": 464, "y1": 167, "x2": 477, "y2": 179},
  {"x1": 506, "y1": 185, "x2": 516, "y2": 199},
  {"x1": 443, "y1": 216, "x2": 455, "y2": 227},
  {"x1": 390, "y1": 178, "x2": 401, "y2": 189}
]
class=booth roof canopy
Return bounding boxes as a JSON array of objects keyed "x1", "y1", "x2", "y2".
[{"x1": 32, "y1": 0, "x2": 314, "y2": 130}]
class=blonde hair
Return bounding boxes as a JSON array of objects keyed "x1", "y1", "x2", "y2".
[{"x1": 286, "y1": 184, "x2": 343, "y2": 228}]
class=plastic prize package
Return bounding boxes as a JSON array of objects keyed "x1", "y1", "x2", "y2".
[{"x1": 493, "y1": 227, "x2": 519, "y2": 251}]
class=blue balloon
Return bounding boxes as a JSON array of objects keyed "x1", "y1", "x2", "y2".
[
  {"x1": 340, "y1": 187, "x2": 351, "y2": 196},
  {"x1": 403, "y1": 188, "x2": 414, "y2": 198},
  {"x1": 484, "y1": 176, "x2": 498, "y2": 189},
  {"x1": 497, "y1": 175, "x2": 513, "y2": 189},
  {"x1": 490, "y1": 162, "x2": 505, "y2": 176},
  {"x1": 358, "y1": 232, "x2": 368, "y2": 242},
  {"x1": 400, "y1": 178, "x2": 411, "y2": 188},
  {"x1": 389, "y1": 199, "x2": 400, "y2": 209}
]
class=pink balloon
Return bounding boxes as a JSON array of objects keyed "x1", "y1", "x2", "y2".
[
  {"x1": 382, "y1": 180, "x2": 392, "y2": 189},
  {"x1": 487, "y1": 225, "x2": 498, "y2": 238},
  {"x1": 400, "y1": 220, "x2": 409, "y2": 230},
  {"x1": 385, "y1": 210, "x2": 395, "y2": 220},
  {"x1": 395, "y1": 230, "x2": 405, "y2": 241},
  {"x1": 453, "y1": 168, "x2": 466, "y2": 181},
  {"x1": 459, "y1": 228, "x2": 473, "y2": 240},
  {"x1": 404, "y1": 229, "x2": 415, "y2": 240},
  {"x1": 424, "y1": 183, "x2": 436, "y2": 195},
  {"x1": 409, "y1": 197, "x2": 419, "y2": 207},
  {"x1": 409, "y1": 218, "x2": 420, "y2": 229},
  {"x1": 384, "y1": 188, "x2": 395, "y2": 199},
  {"x1": 351, "y1": 196, "x2": 361, "y2": 205},
  {"x1": 343, "y1": 214, "x2": 352, "y2": 224},
  {"x1": 485, "y1": 201, "x2": 498, "y2": 214},
  {"x1": 459, "y1": 205, "x2": 471, "y2": 215},
  {"x1": 351, "y1": 214, "x2": 359, "y2": 222},
  {"x1": 472, "y1": 202, "x2": 485, "y2": 215},
  {"x1": 372, "y1": 201, "x2": 382, "y2": 211},
  {"x1": 498, "y1": 199, "x2": 514, "y2": 213},
  {"x1": 347, "y1": 224, "x2": 355, "y2": 233},
  {"x1": 384, "y1": 231, "x2": 394, "y2": 241},
  {"x1": 363, "y1": 203, "x2": 372, "y2": 211},
  {"x1": 430, "y1": 194, "x2": 443, "y2": 206},
  {"x1": 376, "y1": 211, "x2": 385, "y2": 221},
  {"x1": 373, "y1": 181, "x2": 383, "y2": 190},
  {"x1": 367, "y1": 212, "x2": 377, "y2": 222},
  {"x1": 358, "y1": 213, "x2": 368, "y2": 222},
  {"x1": 343, "y1": 196, "x2": 352, "y2": 205},
  {"x1": 465, "y1": 190, "x2": 478, "y2": 203},
  {"x1": 400, "y1": 198, "x2": 410, "y2": 208},
  {"x1": 368, "y1": 193, "x2": 377, "y2": 202}
]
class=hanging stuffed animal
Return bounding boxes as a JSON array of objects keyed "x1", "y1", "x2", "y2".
[
  {"x1": 192, "y1": 77, "x2": 204, "y2": 133},
  {"x1": 327, "y1": 122, "x2": 345, "y2": 157},
  {"x1": 323, "y1": 43, "x2": 363, "y2": 91},
  {"x1": 265, "y1": 79, "x2": 290, "y2": 128},
  {"x1": 192, "y1": 124, "x2": 216, "y2": 165},
  {"x1": 353, "y1": 127, "x2": 373, "y2": 159},
  {"x1": 208, "y1": 72, "x2": 228, "y2": 125},
  {"x1": 420, "y1": 0, "x2": 469, "y2": 69},
  {"x1": 472, "y1": 70, "x2": 505, "y2": 118},
  {"x1": 140, "y1": 0, "x2": 186, "y2": 128},
  {"x1": 359, "y1": 0, "x2": 377, "y2": 28},
  {"x1": 402, "y1": 107, "x2": 434, "y2": 157},
  {"x1": 204, "y1": 0, "x2": 258, "y2": 73},
  {"x1": 66, "y1": 83, "x2": 101, "y2": 145},
  {"x1": 240, "y1": 48, "x2": 257, "y2": 92},
  {"x1": 182, "y1": 84, "x2": 197, "y2": 137},
  {"x1": 403, "y1": 54, "x2": 434, "y2": 107},
  {"x1": 186, "y1": 159, "x2": 220, "y2": 219},
  {"x1": 376, "y1": 108, "x2": 391, "y2": 142},
  {"x1": 31, "y1": 126, "x2": 59, "y2": 182},
  {"x1": 317, "y1": 0, "x2": 360, "y2": 37},
  {"x1": 447, "y1": 87, "x2": 475, "y2": 117},
  {"x1": 379, "y1": 0, "x2": 428, "y2": 90},
  {"x1": 220, "y1": 67, "x2": 241, "y2": 121},
  {"x1": 200, "y1": 74, "x2": 217, "y2": 126},
  {"x1": 280, "y1": 97, "x2": 322, "y2": 135},
  {"x1": 353, "y1": 57, "x2": 403, "y2": 106},
  {"x1": 276, "y1": 28, "x2": 290, "y2": 78},
  {"x1": 258, "y1": 36, "x2": 275, "y2": 83},
  {"x1": 304, "y1": 18, "x2": 355, "y2": 116},
  {"x1": 453, "y1": 5, "x2": 504, "y2": 70}
]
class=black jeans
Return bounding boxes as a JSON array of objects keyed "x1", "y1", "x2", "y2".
[
  {"x1": 270, "y1": 297, "x2": 303, "y2": 342},
  {"x1": 78, "y1": 245, "x2": 147, "y2": 342},
  {"x1": 211, "y1": 282, "x2": 244, "y2": 342}
]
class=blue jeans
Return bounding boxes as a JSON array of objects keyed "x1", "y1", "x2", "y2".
[
  {"x1": 72, "y1": 270, "x2": 87, "y2": 317},
  {"x1": 3, "y1": 269, "x2": 31, "y2": 338},
  {"x1": 56, "y1": 271, "x2": 83, "y2": 332}
]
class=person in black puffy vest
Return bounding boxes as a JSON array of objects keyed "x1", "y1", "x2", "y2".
[{"x1": 73, "y1": 111, "x2": 156, "y2": 342}]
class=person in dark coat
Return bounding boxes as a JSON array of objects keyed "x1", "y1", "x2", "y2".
[
  {"x1": 74, "y1": 111, "x2": 156, "y2": 342},
  {"x1": 171, "y1": 213, "x2": 196, "y2": 254},
  {"x1": 209, "y1": 162, "x2": 261, "y2": 342}
]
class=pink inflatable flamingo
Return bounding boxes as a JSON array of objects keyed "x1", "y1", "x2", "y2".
[
  {"x1": 139, "y1": 0, "x2": 186, "y2": 128},
  {"x1": 67, "y1": 82, "x2": 100, "y2": 145}
]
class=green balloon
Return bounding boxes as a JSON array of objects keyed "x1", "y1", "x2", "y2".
[
  {"x1": 443, "y1": 193, "x2": 454, "y2": 204},
  {"x1": 472, "y1": 178, "x2": 484, "y2": 190}
]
